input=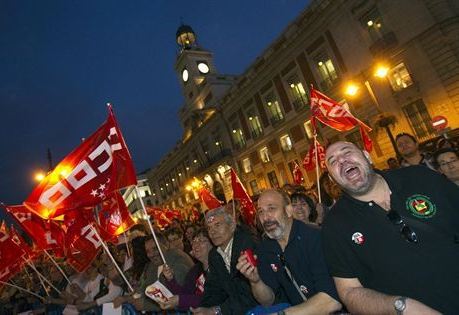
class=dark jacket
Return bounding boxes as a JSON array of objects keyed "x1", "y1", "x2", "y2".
[{"x1": 200, "y1": 226, "x2": 258, "y2": 314}]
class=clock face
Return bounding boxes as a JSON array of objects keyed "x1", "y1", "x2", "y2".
[
  {"x1": 182, "y1": 69, "x2": 189, "y2": 82},
  {"x1": 197, "y1": 62, "x2": 210, "y2": 74}
]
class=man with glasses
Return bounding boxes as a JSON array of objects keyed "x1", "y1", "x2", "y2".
[
  {"x1": 322, "y1": 141, "x2": 459, "y2": 314},
  {"x1": 237, "y1": 189, "x2": 341, "y2": 314},
  {"x1": 434, "y1": 147, "x2": 459, "y2": 186}
]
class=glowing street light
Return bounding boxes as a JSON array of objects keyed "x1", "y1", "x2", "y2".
[
  {"x1": 345, "y1": 83, "x2": 359, "y2": 96},
  {"x1": 34, "y1": 172, "x2": 46, "y2": 182},
  {"x1": 374, "y1": 65, "x2": 389, "y2": 78}
]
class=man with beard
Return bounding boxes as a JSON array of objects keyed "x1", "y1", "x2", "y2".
[
  {"x1": 322, "y1": 141, "x2": 459, "y2": 315},
  {"x1": 395, "y1": 133, "x2": 435, "y2": 169},
  {"x1": 192, "y1": 206, "x2": 258, "y2": 315},
  {"x1": 237, "y1": 189, "x2": 341, "y2": 314}
]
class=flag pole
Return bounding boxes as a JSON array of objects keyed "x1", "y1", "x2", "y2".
[
  {"x1": 313, "y1": 134, "x2": 322, "y2": 204},
  {"x1": 44, "y1": 250, "x2": 71, "y2": 285},
  {"x1": 0, "y1": 281, "x2": 45, "y2": 301},
  {"x1": 135, "y1": 186, "x2": 167, "y2": 265},
  {"x1": 89, "y1": 225, "x2": 135, "y2": 293},
  {"x1": 24, "y1": 258, "x2": 61, "y2": 295},
  {"x1": 123, "y1": 233, "x2": 131, "y2": 257}
]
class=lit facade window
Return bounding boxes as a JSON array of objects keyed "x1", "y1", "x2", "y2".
[
  {"x1": 286, "y1": 73, "x2": 309, "y2": 110},
  {"x1": 388, "y1": 63, "x2": 413, "y2": 91},
  {"x1": 242, "y1": 158, "x2": 252, "y2": 173},
  {"x1": 280, "y1": 134, "x2": 293, "y2": 151},
  {"x1": 264, "y1": 91, "x2": 284, "y2": 125},
  {"x1": 260, "y1": 146, "x2": 270, "y2": 163},
  {"x1": 247, "y1": 109, "x2": 263, "y2": 138},
  {"x1": 314, "y1": 51, "x2": 338, "y2": 91},
  {"x1": 303, "y1": 120, "x2": 314, "y2": 139},
  {"x1": 249, "y1": 179, "x2": 259, "y2": 195},
  {"x1": 362, "y1": 8, "x2": 388, "y2": 42},
  {"x1": 232, "y1": 127, "x2": 246, "y2": 149},
  {"x1": 267, "y1": 171, "x2": 279, "y2": 188},
  {"x1": 402, "y1": 99, "x2": 434, "y2": 140}
]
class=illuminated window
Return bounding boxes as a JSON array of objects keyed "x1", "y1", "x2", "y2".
[
  {"x1": 361, "y1": 8, "x2": 388, "y2": 42},
  {"x1": 267, "y1": 171, "x2": 279, "y2": 188},
  {"x1": 242, "y1": 158, "x2": 252, "y2": 173},
  {"x1": 388, "y1": 63, "x2": 413, "y2": 91},
  {"x1": 249, "y1": 180, "x2": 259, "y2": 195},
  {"x1": 402, "y1": 99, "x2": 434, "y2": 140},
  {"x1": 260, "y1": 147, "x2": 270, "y2": 163},
  {"x1": 232, "y1": 127, "x2": 246, "y2": 149},
  {"x1": 247, "y1": 109, "x2": 263, "y2": 138},
  {"x1": 314, "y1": 51, "x2": 338, "y2": 91},
  {"x1": 280, "y1": 134, "x2": 293, "y2": 151},
  {"x1": 264, "y1": 91, "x2": 284, "y2": 125},
  {"x1": 303, "y1": 120, "x2": 314, "y2": 139},
  {"x1": 286, "y1": 73, "x2": 309, "y2": 110}
]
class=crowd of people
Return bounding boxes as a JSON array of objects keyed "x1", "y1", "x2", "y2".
[{"x1": 1, "y1": 132, "x2": 458, "y2": 315}]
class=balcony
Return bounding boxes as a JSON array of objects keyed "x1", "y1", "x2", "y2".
[
  {"x1": 369, "y1": 31, "x2": 398, "y2": 57},
  {"x1": 270, "y1": 115, "x2": 284, "y2": 127},
  {"x1": 251, "y1": 128, "x2": 263, "y2": 139}
]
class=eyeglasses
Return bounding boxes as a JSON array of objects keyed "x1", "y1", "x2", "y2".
[
  {"x1": 439, "y1": 158, "x2": 459, "y2": 168},
  {"x1": 387, "y1": 210, "x2": 418, "y2": 243}
]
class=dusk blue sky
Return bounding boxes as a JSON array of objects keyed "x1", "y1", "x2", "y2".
[{"x1": 0, "y1": 0, "x2": 310, "y2": 214}]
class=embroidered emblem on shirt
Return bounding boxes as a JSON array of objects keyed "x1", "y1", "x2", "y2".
[
  {"x1": 406, "y1": 194, "x2": 436, "y2": 219},
  {"x1": 270, "y1": 263, "x2": 279, "y2": 272},
  {"x1": 299, "y1": 285, "x2": 309, "y2": 295},
  {"x1": 351, "y1": 232, "x2": 365, "y2": 245}
]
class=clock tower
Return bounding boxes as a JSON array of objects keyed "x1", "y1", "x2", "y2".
[{"x1": 174, "y1": 24, "x2": 236, "y2": 141}]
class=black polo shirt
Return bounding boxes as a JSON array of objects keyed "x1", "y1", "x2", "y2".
[
  {"x1": 257, "y1": 219, "x2": 339, "y2": 306},
  {"x1": 322, "y1": 165, "x2": 459, "y2": 314}
]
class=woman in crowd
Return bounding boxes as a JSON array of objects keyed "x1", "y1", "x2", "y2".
[
  {"x1": 290, "y1": 191, "x2": 317, "y2": 224},
  {"x1": 159, "y1": 227, "x2": 213, "y2": 311}
]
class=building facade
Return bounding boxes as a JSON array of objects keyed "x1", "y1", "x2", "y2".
[{"x1": 147, "y1": 0, "x2": 459, "y2": 209}]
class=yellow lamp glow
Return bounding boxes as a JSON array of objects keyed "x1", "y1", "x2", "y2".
[
  {"x1": 374, "y1": 65, "x2": 389, "y2": 78},
  {"x1": 345, "y1": 83, "x2": 359, "y2": 96},
  {"x1": 34, "y1": 172, "x2": 45, "y2": 182}
]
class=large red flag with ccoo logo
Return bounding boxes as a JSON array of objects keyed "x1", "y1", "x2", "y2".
[
  {"x1": 310, "y1": 87, "x2": 372, "y2": 152},
  {"x1": 24, "y1": 105, "x2": 137, "y2": 219}
]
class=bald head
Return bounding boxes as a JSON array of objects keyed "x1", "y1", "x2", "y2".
[{"x1": 257, "y1": 189, "x2": 293, "y2": 241}]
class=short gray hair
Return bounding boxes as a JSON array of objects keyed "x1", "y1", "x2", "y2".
[{"x1": 205, "y1": 206, "x2": 234, "y2": 225}]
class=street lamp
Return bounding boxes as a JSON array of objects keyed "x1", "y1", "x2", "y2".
[{"x1": 34, "y1": 171, "x2": 46, "y2": 182}]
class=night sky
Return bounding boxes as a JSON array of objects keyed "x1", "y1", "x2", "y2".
[{"x1": 0, "y1": 0, "x2": 309, "y2": 216}]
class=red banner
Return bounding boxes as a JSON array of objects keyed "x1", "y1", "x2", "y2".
[
  {"x1": 293, "y1": 161, "x2": 303, "y2": 185},
  {"x1": 230, "y1": 169, "x2": 256, "y2": 226},
  {"x1": 303, "y1": 140, "x2": 326, "y2": 172},
  {"x1": 98, "y1": 192, "x2": 136, "y2": 240},
  {"x1": 310, "y1": 87, "x2": 372, "y2": 152},
  {"x1": 64, "y1": 210, "x2": 102, "y2": 272},
  {"x1": 5, "y1": 205, "x2": 65, "y2": 254},
  {"x1": 25, "y1": 105, "x2": 137, "y2": 219},
  {"x1": 199, "y1": 187, "x2": 223, "y2": 211}
]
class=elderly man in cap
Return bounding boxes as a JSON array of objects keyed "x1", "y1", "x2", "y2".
[
  {"x1": 322, "y1": 141, "x2": 459, "y2": 314},
  {"x1": 191, "y1": 206, "x2": 258, "y2": 315}
]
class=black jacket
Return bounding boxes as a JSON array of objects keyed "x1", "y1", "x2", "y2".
[{"x1": 200, "y1": 226, "x2": 258, "y2": 314}]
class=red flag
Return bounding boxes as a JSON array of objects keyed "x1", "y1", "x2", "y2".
[
  {"x1": 0, "y1": 260, "x2": 23, "y2": 283},
  {"x1": 98, "y1": 192, "x2": 136, "y2": 239},
  {"x1": 64, "y1": 210, "x2": 102, "y2": 272},
  {"x1": 230, "y1": 169, "x2": 256, "y2": 226},
  {"x1": 303, "y1": 140, "x2": 326, "y2": 171},
  {"x1": 199, "y1": 187, "x2": 223, "y2": 210},
  {"x1": 5, "y1": 205, "x2": 65, "y2": 254},
  {"x1": 0, "y1": 223, "x2": 30, "y2": 270},
  {"x1": 293, "y1": 161, "x2": 303, "y2": 185},
  {"x1": 25, "y1": 105, "x2": 137, "y2": 219},
  {"x1": 359, "y1": 125, "x2": 373, "y2": 152},
  {"x1": 310, "y1": 87, "x2": 372, "y2": 151}
]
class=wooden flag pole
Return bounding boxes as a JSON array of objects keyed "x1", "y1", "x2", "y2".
[
  {"x1": 123, "y1": 233, "x2": 131, "y2": 257},
  {"x1": 44, "y1": 250, "x2": 71, "y2": 285},
  {"x1": 24, "y1": 258, "x2": 61, "y2": 295},
  {"x1": 313, "y1": 134, "x2": 322, "y2": 204},
  {"x1": 89, "y1": 226, "x2": 135, "y2": 293},
  {"x1": 135, "y1": 186, "x2": 167, "y2": 265},
  {"x1": 0, "y1": 280, "x2": 45, "y2": 301}
]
